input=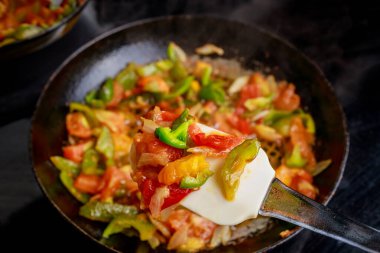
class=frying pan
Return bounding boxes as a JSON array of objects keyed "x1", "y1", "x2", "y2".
[
  {"x1": 30, "y1": 16, "x2": 348, "y2": 252},
  {"x1": 0, "y1": 0, "x2": 89, "y2": 61}
]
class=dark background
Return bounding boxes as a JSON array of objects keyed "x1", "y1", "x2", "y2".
[{"x1": 1, "y1": 0, "x2": 379, "y2": 252}]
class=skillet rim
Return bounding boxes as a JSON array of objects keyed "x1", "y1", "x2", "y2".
[
  {"x1": 0, "y1": 0, "x2": 90, "y2": 60},
  {"x1": 29, "y1": 14, "x2": 349, "y2": 253}
]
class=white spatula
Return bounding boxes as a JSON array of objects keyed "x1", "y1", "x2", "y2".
[{"x1": 181, "y1": 124, "x2": 380, "y2": 253}]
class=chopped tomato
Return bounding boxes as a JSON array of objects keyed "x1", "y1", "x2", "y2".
[
  {"x1": 138, "y1": 75, "x2": 170, "y2": 93},
  {"x1": 63, "y1": 141, "x2": 93, "y2": 163},
  {"x1": 189, "y1": 124, "x2": 244, "y2": 151},
  {"x1": 162, "y1": 184, "x2": 192, "y2": 209},
  {"x1": 66, "y1": 112, "x2": 92, "y2": 138},
  {"x1": 145, "y1": 106, "x2": 179, "y2": 123},
  {"x1": 124, "y1": 87, "x2": 143, "y2": 98},
  {"x1": 188, "y1": 213, "x2": 217, "y2": 240},
  {"x1": 227, "y1": 114, "x2": 253, "y2": 135},
  {"x1": 139, "y1": 178, "x2": 160, "y2": 206},
  {"x1": 167, "y1": 209, "x2": 191, "y2": 231},
  {"x1": 74, "y1": 174, "x2": 101, "y2": 194},
  {"x1": 161, "y1": 111, "x2": 179, "y2": 122},
  {"x1": 134, "y1": 132, "x2": 183, "y2": 167},
  {"x1": 275, "y1": 165, "x2": 318, "y2": 199},
  {"x1": 106, "y1": 82, "x2": 124, "y2": 108},
  {"x1": 235, "y1": 74, "x2": 262, "y2": 115},
  {"x1": 98, "y1": 166, "x2": 129, "y2": 201},
  {"x1": 138, "y1": 176, "x2": 191, "y2": 210},
  {"x1": 167, "y1": 209, "x2": 216, "y2": 241},
  {"x1": 274, "y1": 83, "x2": 300, "y2": 111}
]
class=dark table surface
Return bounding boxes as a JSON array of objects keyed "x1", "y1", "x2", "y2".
[{"x1": 1, "y1": 0, "x2": 379, "y2": 252}]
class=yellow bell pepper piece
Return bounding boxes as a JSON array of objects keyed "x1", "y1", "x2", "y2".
[{"x1": 158, "y1": 154, "x2": 209, "y2": 185}]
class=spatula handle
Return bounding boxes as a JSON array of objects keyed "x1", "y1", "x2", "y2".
[{"x1": 259, "y1": 179, "x2": 380, "y2": 253}]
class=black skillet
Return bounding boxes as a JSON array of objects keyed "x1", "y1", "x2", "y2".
[
  {"x1": 30, "y1": 16, "x2": 348, "y2": 252},
  {"x1": 0, "y1": 0, "x2": 89, "y2": 61}
]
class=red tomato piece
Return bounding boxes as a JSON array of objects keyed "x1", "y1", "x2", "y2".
[
  {"x1": 140, "y1": 178, "x2": 160, "y2": 207},
  {"x1": 62, "y1": 141, "x2": 92, "y2": 163},
  {"x1": 66, "y1": 112, "x2": 92, "y2": 138},
  {"x1": 74, "y1": 174, "x2": 101, "y2": 194},
  {"x1": 189, "y1": 124, "x2": 244, "y2": 151},
  {"x1": 274, "y1": 83, "x2": 300, "y2": 111},
  {"x1": 98, "y1": 166, "x2": 128, "y2": 201},
  {"x1": 227, "y1": 114, "x2": 253, "y2": 135},
  {"x1": 161, "y1": 111, "x2": 179, "y2": 122},
  {"x1": 134, "y1": 133, "x2": 183, "y2": 166},
  {"x1": 162, "y1": 184, "x2": 192, "y2": 209}
]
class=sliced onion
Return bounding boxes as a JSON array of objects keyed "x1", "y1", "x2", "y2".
[
  {"x1": 148, "y1": 215, "x2": 171, "y2": 237},
  {"x1": 159, "y1": 204, "x2": 179, "y2": 221},
  {"x1": 195, "y1": 43, "x2": 224, "y2": 56},
  {"x1": 255, "y1": 124, "x2": 282, "y2": 142},
  {"x1": 138, "y1": 152, "x2": 169, "y2": 167},
  {"x1": 209, "y1": 226, "x2": 231, "y2": 248},
  {"x1": 172, "y1": 43, "x2": 187, "y2": 62},
  {"x1": 149, "y1": 186, "x2": 170, "y2": 218},
  {"x1": 187, "y1": 146, "x2": 228, "y2": 158},
  {"x1": 228, "y1": 75, "x2": 249, "y2": 95},
  {"x1": 167, "y1": 225, "x2": 189, "y2": 250},
  {"x1": 141, "y1": 117, "x2": 159, "y2": 133}
]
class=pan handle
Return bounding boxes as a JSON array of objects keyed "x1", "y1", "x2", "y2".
[{"x1": 260, "y1": 179, "x2": 380, "y2": 253}]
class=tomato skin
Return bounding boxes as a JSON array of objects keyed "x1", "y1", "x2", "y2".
[
  {"x1": 189, "y1": 124, "x2": 244, "y2": 151},
  {"x1": 66, "y1": 112, "x2": 92, "y2": 138},
  {"x1": 161, "y1": 111, "x2": 179, "y2": 122},
  {"x1": 141, "y1": 178, "x2": 159, "y2": 207},
  {"x1": 134, "y1": 133, "x2": 183, "y2": 165},
  {"x1": 139, "y1": 178, "x2": 191, "y2": 210},
  {"x1": 227, "y1": 114, "x2": 253, "y2": 135},
  {"x1": 74, "y1": 174, "x2": 101, "y2": 194},
  {"x1": 145, "y1": 108, "x2": 179, "y2": 123},
  {"x1": 162, "y1": 184, "x2": 192, "y2": 209},
  {"x1": 63, "y1": 141, "x2": 92, "y2": 163},
  {"x1": 236, "y1": 82, "x2": 261, "y2": 115}
]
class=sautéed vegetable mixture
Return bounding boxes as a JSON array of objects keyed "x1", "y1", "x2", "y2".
[{"x1": 50, "y1": 42, "x2": 330, "y2": 251}]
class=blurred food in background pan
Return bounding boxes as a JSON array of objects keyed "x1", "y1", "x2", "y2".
[{"x1": 0, "y1": 0, "x2": 87, "y2": 60}]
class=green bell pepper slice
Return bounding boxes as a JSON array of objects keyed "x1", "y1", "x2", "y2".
[
  {"x1": 81, "y1": 148, "x2": 104, "y2": 175},
  {"x1": 69, "y1": 102, "x2": 98, "y2": 127},
  {"x1": 180, "y1": 169, "x2": 214, "y2": 189},
  {"x1": 50, "y1": 156, "x2": 80, "y2": 176},
  {"x1": 137, "y1": 64, "x2": 158, "y2": 77},
  {"x1": 79, "y1": 201, "x2": 138, "y2": 222},
  {"x1": 220, "y1": 139, "x2": 261, "y2": 201},
  {"x1": 300, "y1": 112, "x2": 316, "y2": 134},
  {"x1": 199, "y1": 81, "x2": 226, "y2": 105},
  {"x1": 85, "y1": 90, "x2": 105, "y2": 108},
  {"x1": 96, "y1": 127, "x2": 114, "y2": 166},
  {"x1": 155, "y1": 120, "x2": 191, "y2": 149},
  {"x1": 286, "y1": 145, "x2": 307, "y2": 168},
  {"x1": 156, "y1": 59, "x2": 173, "y2": 71},
  {"x1": 201, "y1": 65, "x2": 212, "y2": 86},
  {"x1": 115, "y1": 63, "x2": 138, "y2": 90},
  {"x1": 99, "y1": 78, "x2": 114, "y2": 103},
  {"x1": 170, "y1": 60, "x2": 188, "y2": 81},
  {"x1": 172, "y1": 108, "x2": 193, "y2": 130},
  {"x1": 103, "y1": 214, "x2": 156, "y2": 241},
  {"x1": 162, "y1": 76, "x2": 193, "y2": 100},
  {"x1": 60, "y1": 171, "x2": 90, "y2": 203}
]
